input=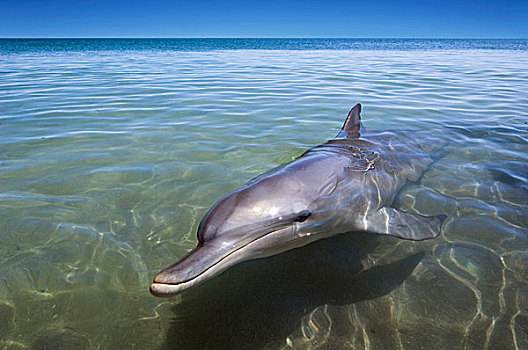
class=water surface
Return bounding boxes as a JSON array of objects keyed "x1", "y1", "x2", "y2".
[{"x1": 0, "y1": 39, "x2": 527, "y2": 349}]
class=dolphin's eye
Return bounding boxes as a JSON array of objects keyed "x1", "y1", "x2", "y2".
[{"x1": 296, "y1": 210, "x2": 311, "y2": 222}]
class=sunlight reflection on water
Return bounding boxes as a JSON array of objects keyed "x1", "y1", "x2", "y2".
[{"x1": 0, "y1": 41, "x2": 527, "y2": 349}]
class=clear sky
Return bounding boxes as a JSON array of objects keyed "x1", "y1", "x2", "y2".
[{"x1": 1, "y1": 0, "x2": 527, "y2": 38}]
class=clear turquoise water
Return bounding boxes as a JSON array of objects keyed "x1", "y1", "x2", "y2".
[{"x1": 0, "y1": 39, "x2": 527, "y2": 349}]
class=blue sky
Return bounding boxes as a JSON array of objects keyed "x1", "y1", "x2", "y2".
[{"x1": 1, "y1": 0, "x2": 527, "y2": 38}]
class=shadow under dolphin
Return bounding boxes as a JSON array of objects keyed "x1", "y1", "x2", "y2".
[{"x1": 160, "y1": 232, "x2": 425, "y2": 350}]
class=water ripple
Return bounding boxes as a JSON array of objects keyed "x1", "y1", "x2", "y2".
[{"x1": 0, "y1": 44, "x2": 527, "y2": 349}]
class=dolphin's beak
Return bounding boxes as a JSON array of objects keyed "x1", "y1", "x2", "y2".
[
  {"x1": 150, "y1": 227, "x2": 300, "y2": 296},
  {"x1": 150, "y1": 214, "x2": 305, "y2": 297},
  {"x1": 150, "y1": 242, "x2": 232, "y2": 297}
]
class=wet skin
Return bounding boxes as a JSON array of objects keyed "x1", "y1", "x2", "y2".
[{"x1": 150, "y1": 104, "x2": 446, "y2": 297}]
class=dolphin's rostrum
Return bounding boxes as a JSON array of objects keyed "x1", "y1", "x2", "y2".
[{"x1": 150, "y1": 104, "x2": 446, "y2": 297}]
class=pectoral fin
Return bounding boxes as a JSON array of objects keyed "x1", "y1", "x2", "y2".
[{"x1": 362, "y1": 207, "x2": 446, "y2": 241}]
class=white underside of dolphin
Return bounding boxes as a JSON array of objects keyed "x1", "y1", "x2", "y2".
[{"x1": 150, "y1": 104, "x2": 446, "y2": 297}]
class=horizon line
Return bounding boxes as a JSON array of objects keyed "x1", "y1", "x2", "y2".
[{"x1": 1, "y1": 37, "x2": 527, "y2": 40}]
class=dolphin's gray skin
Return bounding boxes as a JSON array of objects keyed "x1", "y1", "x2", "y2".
[{"x1": 150, "y1": 104, "x2": 446, "y2": 297}]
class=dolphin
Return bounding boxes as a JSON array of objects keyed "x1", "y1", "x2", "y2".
[{"x1": 150, "y1": 104, "x2": 446, "y2": 297}]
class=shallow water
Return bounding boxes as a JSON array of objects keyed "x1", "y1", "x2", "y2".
[{"x1": 0, "y1": 39, "x2": 527, "y2": 349}]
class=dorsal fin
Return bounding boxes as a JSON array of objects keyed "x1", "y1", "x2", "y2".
[{"x1": 336, "y1": 103, "x2": 362, "y2": 139}]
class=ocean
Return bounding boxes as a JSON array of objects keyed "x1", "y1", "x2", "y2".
[{"x1": 0, "y1": 38, "x2": 527, "y2": 349}]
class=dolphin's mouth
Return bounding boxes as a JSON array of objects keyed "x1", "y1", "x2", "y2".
[
  {"x1": 149, "y1": 213, "x2": 309, "y2": 297},
  {"x1": 150, "y1": 239, "x2": 252, "y2": 297},
  {"x1": 150, "y1": 276, "x2": 206, "y2": 297},
  {"x1": 150, "y1": 226, "x2": 293, "y2": 297}
]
